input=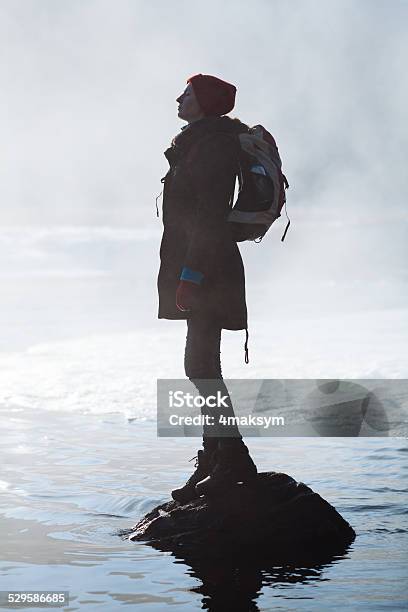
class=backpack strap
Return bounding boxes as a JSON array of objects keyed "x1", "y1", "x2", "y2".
[{"x1": 280, "y1": 173, "x2": 291, "y2": 241}]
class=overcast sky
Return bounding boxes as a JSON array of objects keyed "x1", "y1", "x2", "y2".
[{"x1": 1, "y1": 0, "x2": 407, "y2": 227}]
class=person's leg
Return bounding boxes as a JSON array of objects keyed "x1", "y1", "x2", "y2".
[
  {"x1": 172, "y1": 313, "x2": 238, "y2": 503},
  {"x1": 184, "y1": 314, "x2": 242, "y2": 441},
  {"x1": 172, "y1": 313, "x2": 257, "y2": 502},
  {"x1": 170, "y1": 315, "x2": 220, "y2": 503}
]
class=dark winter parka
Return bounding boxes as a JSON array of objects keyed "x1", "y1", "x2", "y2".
[{"x1": 157, "y1": 115, "x2": 249, "y2": 331}]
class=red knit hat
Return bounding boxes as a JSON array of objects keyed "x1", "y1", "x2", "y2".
[{"x1": 187, "y1": 73, "x2": 237, "y2": 116}]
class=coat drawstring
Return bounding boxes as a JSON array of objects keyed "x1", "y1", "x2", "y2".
[
  {"x1": 155, "y1": 176, "x2": 166, "y2": 218},
  {"x1": 155, "y1": 190, "x2": 162, "y2": 217},
  {"x1": 244, "y1": 327, "x2": 249, "y2": 364}
]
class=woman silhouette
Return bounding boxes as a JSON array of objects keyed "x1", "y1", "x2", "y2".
[{"x1": 158, "y1": 74, "x2": 257, "y2": 503}]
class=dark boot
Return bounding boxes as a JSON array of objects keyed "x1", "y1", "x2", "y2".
[
  {"x1": 171, "y1": 444, "x2": 217, "y2": 504},
  {"x1": 195, "y1": 439, "x2": 257, "y2": 498}
]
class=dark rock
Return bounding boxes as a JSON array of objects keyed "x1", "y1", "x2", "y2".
[{"x1": 121, "y1": 472, "x2": 355, "y2": 563}]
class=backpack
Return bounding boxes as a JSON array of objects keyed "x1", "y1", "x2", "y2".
[
  {"x1": 227, "y1": 125, "x2": 290, "y2": 242},
  {"x1": 156, "y1": 123, "x2": 290, "y2": 243}
]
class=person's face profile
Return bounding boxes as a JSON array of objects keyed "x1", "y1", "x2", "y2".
[{"x1": 176, "y1": 83, "x2": 202, "y2": 121}]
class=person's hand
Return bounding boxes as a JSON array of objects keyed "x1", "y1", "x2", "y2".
[{"x1": 176, "y1": 280, "x2": 201, "y2": 312}]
